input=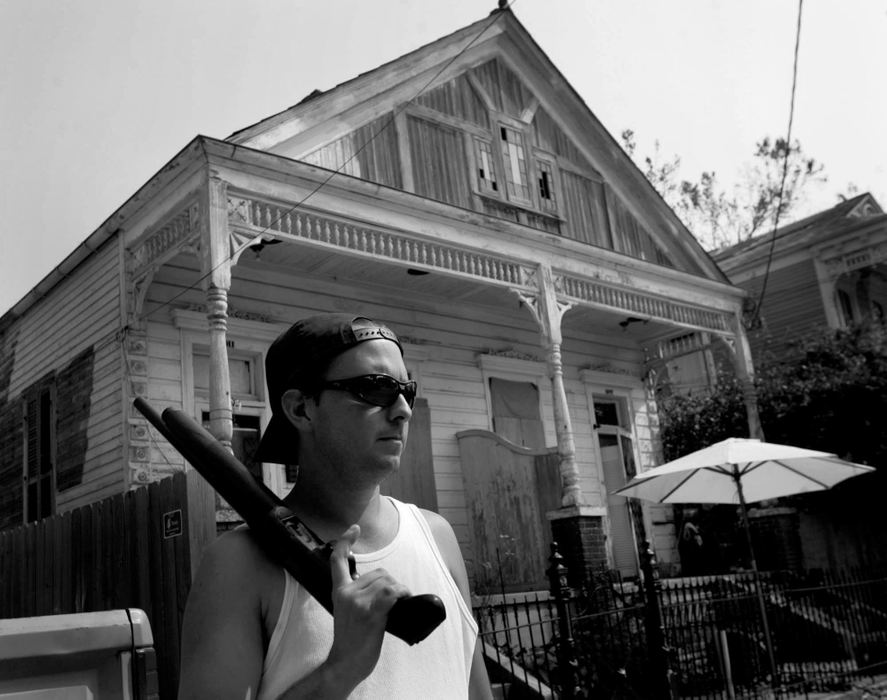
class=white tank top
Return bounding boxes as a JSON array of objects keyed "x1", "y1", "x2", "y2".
[{"x1": 257, "y1": 498, "x2": 478, "y2": 699}]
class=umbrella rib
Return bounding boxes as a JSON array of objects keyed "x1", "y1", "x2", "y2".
[
  {"x1": 659, "y1": 470, "x2": 703, "y2": 502},
  {"x1": 769, "y1": 459, "x2": 831, "y2": 488}
]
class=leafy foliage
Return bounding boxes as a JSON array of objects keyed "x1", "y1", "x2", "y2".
[
  {"x1": 659, "y1": 321, "x2": 887, "y2": 468},
  {"x1": 622, "y1": 130, "x2": 827, "y2": 250}
]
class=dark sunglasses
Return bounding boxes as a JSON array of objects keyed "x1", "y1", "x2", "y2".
[{"x1": 321, "y1": 374, "x2": 417, "y2": 408}]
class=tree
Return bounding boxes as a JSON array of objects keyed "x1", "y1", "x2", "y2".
[
  {"x1": 622, "y1": 130, "x2": 827, "y2": 251},
  {"x1": 658, "y1": 320, "x2": 887, "y2": 468}
]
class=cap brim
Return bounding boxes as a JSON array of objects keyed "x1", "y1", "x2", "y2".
[{"x1": 253, "y1": 413, "x2": 300, "y2": 465}]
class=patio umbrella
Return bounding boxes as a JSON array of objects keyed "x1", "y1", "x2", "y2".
[{"x1": 612, "y1": 437, "x2": 875, "y2": 683}]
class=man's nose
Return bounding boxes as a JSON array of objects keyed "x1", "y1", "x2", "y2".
[{"x1": 388, "y1": 391, "x2": 413, "y2": 420}]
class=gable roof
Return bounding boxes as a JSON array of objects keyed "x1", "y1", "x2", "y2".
[
  {"x1": 226, "y1": 8, "x2": 728, "y2": 284},
  {"x1": 712, "y1": 193, "x2": 886, "y2": 273}
]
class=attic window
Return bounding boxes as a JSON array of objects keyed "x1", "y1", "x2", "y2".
[
  {"x1": 537, "y1": 159, "x2": 556, "y2": 213},
  {"x1": 499, "y1": 125, "x2": 531, "y2": 201},
  {"x1": 475, "y1": 138, "x2": 499, "y2": 194}
]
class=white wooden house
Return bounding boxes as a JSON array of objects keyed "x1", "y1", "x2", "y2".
[{"x1": 0, "y1": 8, "x2": 754, "y2": 585}]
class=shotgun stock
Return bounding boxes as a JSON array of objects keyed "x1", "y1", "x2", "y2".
[{"x1": 133, "y1": 397, "x2": 446, "y2": 645}]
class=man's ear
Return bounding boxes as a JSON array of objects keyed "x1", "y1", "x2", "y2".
[{"x1": 280, "y1": 388, "x2": 313, "y2": 427}]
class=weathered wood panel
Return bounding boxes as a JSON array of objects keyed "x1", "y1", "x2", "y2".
[
  {"x1": 470, "y1": 58, "x2": 534, "y2": 120},
  {"x1": 560, "y1": 169, "x2": 612, "y2": 247},
  {"x1": 457, "y1": 429, "x2": 560, "y2": 591},
  {"x1": 415, "y1": 74, "x2": 489, "y2": 129},
  {"x1": 407, "y1": 115, "x2": 472, "y2": 209},
  {"x1": 303, "y1": 113, "x2": 402, "y2": 189}
]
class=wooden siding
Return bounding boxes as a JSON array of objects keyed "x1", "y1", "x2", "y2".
[
  {"x1": 415, "y1": 73, "x2": 489, "y2": 129},
  {"x1": 302, "y1": 113, "x2": 402, "y2": 189},
  {"x1": 407, "y1": 115, "x2": 472, "y2": 208},
  {"x1": 605, "y1": 186, "x2": 676, "y2": 267},
  {"x1": 531, "y1": 107, "x2": 591, "y2": 170},
  {"x1": 3, "y1": 240, "x2": 125, "y2": 519},
  {"x1": 738, "y1": 259, "x2": 829, "y2": 360},
  {"x1": 469, "y1": 57, "x2": 534, "y2": 120},
  {"x1": 560, "y1": 169, "x2": 612, "y2": 248},
  {"x1": 142, "y1": 259, "x2": 657, "y2": 575}
]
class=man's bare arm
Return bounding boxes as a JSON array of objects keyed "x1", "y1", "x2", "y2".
[{"x1": 178, "y1": 531, "x2": 271, "y2": 699}]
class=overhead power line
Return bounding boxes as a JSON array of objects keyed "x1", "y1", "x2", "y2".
[{"x1": 751, "y1": 0, "x2": 804, "y2": 327}]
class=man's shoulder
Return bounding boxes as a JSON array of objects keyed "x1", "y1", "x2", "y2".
[
  {"x1": 200, "y1": 526, "x2": 278, "y2": 583},
  {"x1": 417, "y1": 508, "x2": 459, "y2": 560}
]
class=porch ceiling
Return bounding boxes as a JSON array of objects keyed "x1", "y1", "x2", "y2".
[{"x1": 235, "y1": 240, "x2": 676, "y2": 342}]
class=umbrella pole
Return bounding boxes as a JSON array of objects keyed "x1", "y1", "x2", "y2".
[{"x1": 735, "y1": 473, "x2": 779, "y2": 688}]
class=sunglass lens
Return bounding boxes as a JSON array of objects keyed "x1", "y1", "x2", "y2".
[{"x1": 359, "y1": 376, "x2": 416, "y2": 408}]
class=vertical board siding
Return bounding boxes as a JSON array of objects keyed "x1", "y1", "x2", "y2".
[
  {"x1": 605, "y1": 186, "x2": 676, "y2": 268},
  {"x1": 407, "y1": 116, "x2": 472, "y2": 209},
  {"x1": 303, "y1": 113, "x2": 402, "y2": 189},
  {"x1": 415, "y1": 74, "x2": 489, "y2": 129},
  {"x1": 561, "y1": 170, "x2": 612, "y2": 247},
  {"x1": 531, "y1": 107, "x2": 591, "y2": 169},
  {"x1": 0, "y1": 470, "x2": 212, "y2": 700},
  {"x1": 469, "y1": 58, "x2": 534, "y2": 120}
]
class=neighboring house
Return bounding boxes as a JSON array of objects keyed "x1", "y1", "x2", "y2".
[
  {"x1": 712, "y1": 193, "x2": 887, "y2": 364},
  {"x1": 703, "y1": 194, "x2": 887, "y2": 572},
  {"x1": 0, "y1": 8, "x2": 754, "y2": 585}
]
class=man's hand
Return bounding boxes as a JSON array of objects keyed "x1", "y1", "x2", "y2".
[{"x1": 317, "y1": 525, "x2": 411, "y2": 694}]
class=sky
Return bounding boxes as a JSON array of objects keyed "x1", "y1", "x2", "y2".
[{"x1": 1, "y1": 0, "x2": 885, "y2": 315}]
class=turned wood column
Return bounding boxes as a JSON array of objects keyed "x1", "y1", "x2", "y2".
[
  {"x1": 201, "y1": 173, "x2": 234, "y2": 451},
  {"x1": 516, "y1": 264, "x2": 581, "y2": 507}
]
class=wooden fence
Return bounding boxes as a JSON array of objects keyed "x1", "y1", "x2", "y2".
[{"x1": 0, "y1": 470, "x2": 216, "y2": 699}]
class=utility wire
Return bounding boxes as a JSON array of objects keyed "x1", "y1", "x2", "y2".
[
  {"x1": 752, "y1": 0, "x2": 804, "y2": 327},
  {"x1": 142, "y1": 3, "x2": 515, "y2": 324}
]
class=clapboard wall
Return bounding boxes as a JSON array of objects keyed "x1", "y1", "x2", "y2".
[{"x1": 0, "y1": 236, "x2": 126, "y2": 527}]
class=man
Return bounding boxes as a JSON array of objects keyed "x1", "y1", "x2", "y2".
[{"x1": 178, "y1": 314, "x2": 492, "y2": 699}]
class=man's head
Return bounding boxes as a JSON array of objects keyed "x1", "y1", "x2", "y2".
[{"x1": 254, "y1": 314, "x2": 413, "y2": 465}]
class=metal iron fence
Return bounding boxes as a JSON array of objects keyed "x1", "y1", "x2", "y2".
[{"x1": 474, "y1": 546, "x2": 887, "y2": 699}]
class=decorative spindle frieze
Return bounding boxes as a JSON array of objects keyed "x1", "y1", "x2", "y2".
[
  {"x1": 226, "y1": 194, "x2": 535, "y2": 291},
  {"x1": 823, "y1": 244, "x2": 886, "y2": 280},
  {"x1": 130, "y1": 202, "x2": 200, "y2": 273},
  {"x1": 558, "y1": 274, "x2": 731, "y2": 333}
]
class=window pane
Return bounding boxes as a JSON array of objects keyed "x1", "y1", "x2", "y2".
[
  {"x1": 474, "y1": 138, "x2": 498, "y2": 194},
  {"x1": 489, "y1": 377, "x2": 545, "y2": 448},
  {"x1": 229, "y1": 359, "x2": 253, "y2": 395},
  {"x1": 500, "y1": 126, "x2": 530, "y2": 201},
  {"x1": 194, "y1": 352, "x2": 255, "y2": 397},
  {"x1": 537, "y1": 160, "x2": 557, "y2": 212},
  {"x1": 594, "y1": 401, "x2": 620, "y2": 427}
]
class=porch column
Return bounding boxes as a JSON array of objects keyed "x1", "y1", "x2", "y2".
[
  {"x1": 201, "y1": 173, "x2": 234, "y2": 451},
  {"x1": 728, "y1": 312, "x2": 765, "y2": 441},
  {"x1": 517, "y1": 264, "x2": 581, "y2": 507}
]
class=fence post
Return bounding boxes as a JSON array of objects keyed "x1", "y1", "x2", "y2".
[
  {"x1": 640, "y1": 540, "x2": 674, "y2": 700},
  {"x1": 547, "y1": 541, "x2": 582, "y2": 699}
]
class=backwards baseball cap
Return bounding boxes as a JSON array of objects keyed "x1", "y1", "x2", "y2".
[{"x1": 253, "y1": 313, "x2": 403, "y2": 464}]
